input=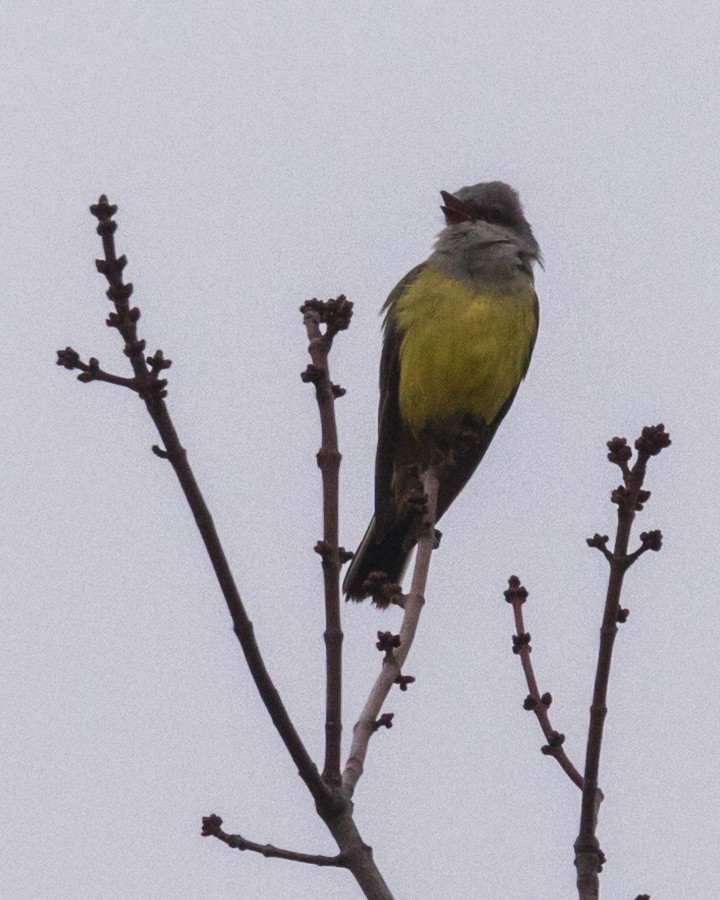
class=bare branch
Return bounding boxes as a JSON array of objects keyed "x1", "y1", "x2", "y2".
[
  {"x1": 56, "y1": 348, "x2": 141, "y2": 391},
  {"x1": 342, "y1": 468, "x2": 439, "y2": 797},
  {"x1": 574, "y1": 426, "x2": 670, "y2": 900},
  {"x1": 504, "y1": 577, "x2": 583, "y2": 790},
  {"x1": 201, "y1": 815, "x2": 348, "y2": 868},
  {"x1": 301, "y1": 296, "x2": 353, "y2": 785},
  {"x1": 60, "y1": 196, "x2": 333, "y2": 815},
  {"x1": 60, "y1": 198, "x2": 401, "y2": 899}
]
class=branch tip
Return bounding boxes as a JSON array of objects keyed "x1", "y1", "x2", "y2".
[
  {"x1": 640, "y1": 529, "x2": 662, "y2": 551},
  {"x1": 56, "y1": 347, "x2": 80, "y2": 369},
  {"x1": 89, "y1": 195, "x2": 117, "y2": 220},
  {"x1": 606, "y1": 435, "x2": 632, "y2": 468},
  {"x1": 201, "y1": 813, "x2": 223, "y2": 836},
  {"x1": 300, "y1": 295, "x2": 354, "y2": 336},
  {"x1": 504, "y1": 575, "x2": 528, "y2": 604},
  {"x1": 634, "y1": 423, "x2": 671, "y2": 457}
]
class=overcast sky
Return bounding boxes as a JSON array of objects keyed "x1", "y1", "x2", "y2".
[{"x1": 3, "y1": 2, "x2": 720, "y2": 898}]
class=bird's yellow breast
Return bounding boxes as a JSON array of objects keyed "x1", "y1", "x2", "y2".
[{"x1": 394, "y1": 267, "x2": 537, "y2": 435}]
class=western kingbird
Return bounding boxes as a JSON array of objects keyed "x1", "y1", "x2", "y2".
[{"x1": 343, "y1": 181, "x2": 541, "y2": 603}]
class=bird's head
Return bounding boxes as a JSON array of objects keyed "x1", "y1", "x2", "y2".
[{"x1": 440, "y1": 181, "x2": 540, "y2": 259}]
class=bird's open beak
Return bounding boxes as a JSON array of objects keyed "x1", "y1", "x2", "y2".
[{"x1": 440, "y1": 190, "x2": 475, "y2": 225}]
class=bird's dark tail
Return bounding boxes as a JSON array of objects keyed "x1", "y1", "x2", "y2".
[{"x1": 342, "y1": 516, "x2": 413, "y2": 605}]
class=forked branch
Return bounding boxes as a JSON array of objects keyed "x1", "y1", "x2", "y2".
[
  {"x1": 574, "y1": 426, "x2": 670, "y2": 900},
  {"x1": 505, "y1": 428, "x2": 669, "y2": 900},
  {"x1": 59, "y1": 198, "x2": 397, "y2": 899}
]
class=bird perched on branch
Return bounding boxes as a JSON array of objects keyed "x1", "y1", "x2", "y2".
[{"x1": 343, "y1": 181, "x2": 541, "y2": 604}]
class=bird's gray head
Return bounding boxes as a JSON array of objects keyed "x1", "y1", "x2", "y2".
[{"x1": 440, "y1": 181, "x2": 540, "y2": 259}]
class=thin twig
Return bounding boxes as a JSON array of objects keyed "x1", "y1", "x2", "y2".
[
  {"x1": 301, "y1": 297, "x2": 353, "y2": 785},
  {"x1": 61, "y1": 198, "x2": 399, "y2": 899},
  {"x1": 201, "y1": 815, "x2": 348, "y2": 868},
  {"x1": 574, "y1": 426, "x2": 670, "y2": 900},
  {"x1": 56, "y1": 349, "x2": 140, "y2": 390},
  {"x1": 342, "y1": 468, "x2": 439, "y2": 798},
  {"x1": 504, "y1": 577, "x2": 583, "y2": 789},
  {"x1": 60, "y1": 196, "x2": 333, "y2": 815}
]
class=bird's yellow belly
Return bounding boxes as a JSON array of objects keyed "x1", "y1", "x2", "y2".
[{"x1": 395, "y1": 268, "x2": 537, "y2": 435}]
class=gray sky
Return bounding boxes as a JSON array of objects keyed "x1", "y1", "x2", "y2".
[{"x1": 3, "y1": 2, "x2": 719, "y2": 897}]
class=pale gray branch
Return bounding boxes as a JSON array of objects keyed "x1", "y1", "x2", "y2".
[{"x1": 342, "y1": 469, "x2": 439, "y2": 797}]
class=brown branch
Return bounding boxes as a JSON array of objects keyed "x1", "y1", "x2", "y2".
[
  {"x1": 61, "y1": 198, "x2": 399, "y2": 899},
  {"x1": 574, "y1": 426, "x2": 670, "y2": 900},
  {"x1": 301, "y1": 297, "x2": 353, "y2": 785},
  {"x1": 56, "y1": 348, "x2": 140, "y2": 391},
  {"x1": 201, "y1": 815, "x2": 348, "y2": 868},
  {"x1": 342, "y1": 468, "x2": 439, "y2": 798},
  {"x1": 61, "y1": 196, "x2": 334, "y2": 816},
  {"x1": 504, "y1": 577, "x2": 583, "y2": 790}
]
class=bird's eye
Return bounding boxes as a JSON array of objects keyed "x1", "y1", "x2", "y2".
[{"x1": 481, "y1": 206, "x2": 512, "y2": 227}]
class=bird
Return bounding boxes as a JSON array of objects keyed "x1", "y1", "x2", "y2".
[{"x1": 342, "y1": 181, "x2": 541, "y2": 604}]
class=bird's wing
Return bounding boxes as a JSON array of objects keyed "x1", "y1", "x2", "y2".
[
  {"x1": 374, "y1": 262, "x2": 427, "y2": 540},
  {"x1": 528, "y1": 289, "x2": 540, "y2": 361}
]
